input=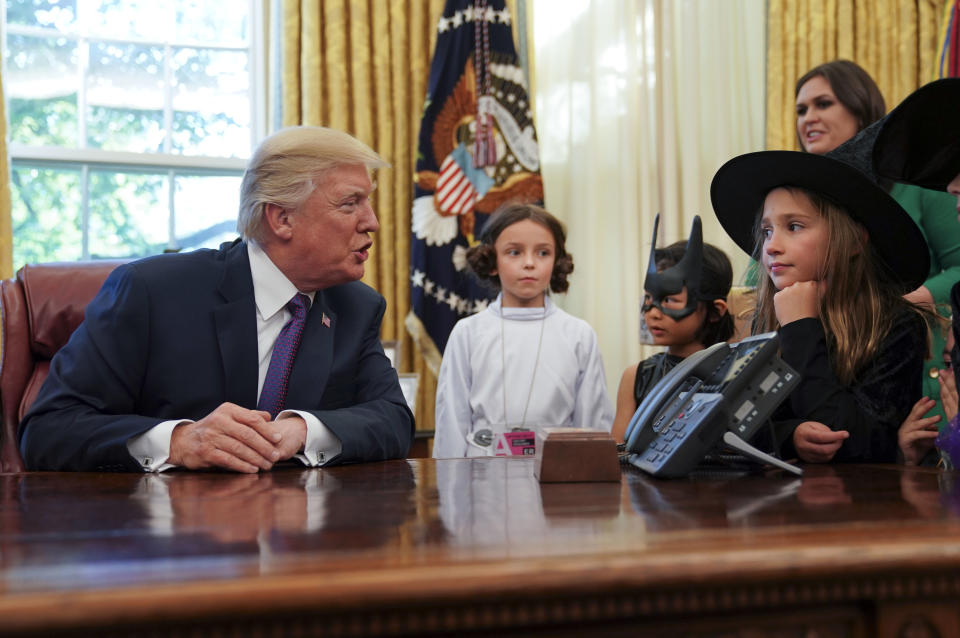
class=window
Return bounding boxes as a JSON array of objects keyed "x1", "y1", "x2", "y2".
[{"x1": 3, "y1": 0, "x2": 264, "y2": 268}]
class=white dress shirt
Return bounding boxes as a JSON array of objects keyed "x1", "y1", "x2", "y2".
[{"x1": 127, "y1": 241, "x2": 342, "y2": 471}]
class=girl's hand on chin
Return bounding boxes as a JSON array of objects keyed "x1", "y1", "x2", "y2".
[{"x1": 773, "y1": 280, "x2": 823, "y2": 326}]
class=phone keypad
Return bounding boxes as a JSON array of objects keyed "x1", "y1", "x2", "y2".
[{"x1": 634, "y1": 393, "x2": 726, "y2": 477}]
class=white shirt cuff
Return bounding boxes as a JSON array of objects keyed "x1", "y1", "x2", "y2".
[
  {"x1": 126, "y1": 420, "x2": 191, "y2": 472},
  {"x1": 280, "y1": 409, "x2": 342, "y2": 466}
]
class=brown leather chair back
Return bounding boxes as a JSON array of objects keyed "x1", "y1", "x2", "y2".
[{"x1": 0, "y1": 261, "x2": 125, "y2": 472}]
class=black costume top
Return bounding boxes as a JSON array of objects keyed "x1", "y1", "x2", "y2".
[
  {"x1": 764, "y1": 310, "x2": 926, "y2": 463},
  {"x1": 633, "y1": 352, "x2": 685, "y2": 407}
]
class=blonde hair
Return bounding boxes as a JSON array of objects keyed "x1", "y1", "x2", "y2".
[
  {"x1": 752, "y1": 186, "x2": 924, "y2": 385},
  {"x1": 237, "y1": 126, "x2": 389, "y2": 242}
]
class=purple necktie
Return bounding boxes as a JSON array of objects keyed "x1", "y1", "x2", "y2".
[{"x1": 258, "y1": 293, "x2": 310, "y2": 418}]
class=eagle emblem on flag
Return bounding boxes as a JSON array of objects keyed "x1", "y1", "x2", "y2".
[{"x1": 407, "y1": 0, "x2": 544, "y2": 372}]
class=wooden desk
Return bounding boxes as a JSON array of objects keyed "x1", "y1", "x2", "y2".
[{"x1": 2, "y1": 460, "x2": 960, "y2": 637}]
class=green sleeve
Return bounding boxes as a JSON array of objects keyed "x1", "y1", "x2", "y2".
[{"x1": 890, "y1": 182, "x2": 960, "y2": 310}]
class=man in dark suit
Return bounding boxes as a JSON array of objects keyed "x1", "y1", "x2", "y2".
[{"x1": 19, "y1": 126, "x2": 414, "y2": 472}]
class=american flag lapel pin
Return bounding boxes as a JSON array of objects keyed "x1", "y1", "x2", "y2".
[{"x1": 321, "y1": 313, "x2": 331, "y2": 328}]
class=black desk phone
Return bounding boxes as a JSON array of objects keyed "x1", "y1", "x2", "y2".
[{"x1": 623, "y1": 332, "x2": 802, "y2": 478}]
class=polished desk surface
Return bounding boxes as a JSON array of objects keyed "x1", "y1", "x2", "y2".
[{"x1": 2, "y1": 459, "x2": 960, "y2": 636}]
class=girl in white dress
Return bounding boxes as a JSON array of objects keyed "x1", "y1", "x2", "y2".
[{"x1": 433, "y1": 203, "x2": 613, "y2": 458}]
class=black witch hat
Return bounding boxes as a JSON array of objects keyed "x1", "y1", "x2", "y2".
[
  {"x1": 710, "y1": 139, "x2": 930, "y2": 295},
  {"x1": 872, "y1": 77, "x2": 960, "y2": 192}
]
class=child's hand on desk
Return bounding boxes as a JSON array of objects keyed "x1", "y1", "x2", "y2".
[
  {"x1": 773, "y1": 280, "x2": 823, "y2": 326},
  {"x1": 793, "y1": 421, "x2": 848, "y2": 463},
  {"x1": 898, "y1": 397, "x2": 941, "y2": 465}
]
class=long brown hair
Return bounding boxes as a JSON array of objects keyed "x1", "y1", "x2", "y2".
[{"x1": 752, "y1": 186, "x2": 924, "y2": 384}]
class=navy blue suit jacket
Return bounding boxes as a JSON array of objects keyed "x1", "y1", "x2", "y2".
[{"x1": 19, "y1": 240, "x2": 414, "y2": 471}]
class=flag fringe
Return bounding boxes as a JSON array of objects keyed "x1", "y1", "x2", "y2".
[{"x1": 405, "y1": 310, "x2": 444, "y2": 377}]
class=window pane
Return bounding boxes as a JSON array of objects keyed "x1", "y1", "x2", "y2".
[
  {"x1": 175, "y1": 0, "x2": 247, "y2": 43},
  {"x1": 11, "y1": 163, "x2": 83, "y2": 266},
  {"x1": 88, "y1": 170, "x2": 168, "y2": 258},
  {"x1": 174, "y1": 175, "x2": 241, "y2": 250},
  {"x1": 86, "y1": 0, "x2": 169, "y2": 41},
  {"x1": 6, "y1": 0, "x2": 78, "y2": 31},
  {"x1": 172, "y1": 48, "x2": 250, "y2": 157},
  {"x1": 86, "y1": 41, "x2": 165, "y2": 152},
  {"x1": 5, "y1": 0, "x2": 256, "y2": 269},
  {"x1": 5, "y1": 34, "x2": 80, "y2": 146}
]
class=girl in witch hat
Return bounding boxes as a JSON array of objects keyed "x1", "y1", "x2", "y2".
[
  {"x1": 711, "y1": 138, "x2": 932, "y2": 464},
  {"x1": 610, "y1": 215, "x2": 734, "y2": 443}
]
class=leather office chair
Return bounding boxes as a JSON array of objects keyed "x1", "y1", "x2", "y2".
[{"x1": 0, "y1": 261, "x2": 125, "y2": 472}]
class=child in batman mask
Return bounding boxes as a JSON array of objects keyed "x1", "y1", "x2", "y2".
[{"x1": 611, "y1": 215, "x2": 734, "y2": 443}]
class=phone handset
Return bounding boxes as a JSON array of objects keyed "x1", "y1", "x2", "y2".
[
  {"x1": 622, "y1": 332, "x2": 803, "y2": 478},
  {"x1": 623, "y1": 341, "x2": 729, "y2": 454}
]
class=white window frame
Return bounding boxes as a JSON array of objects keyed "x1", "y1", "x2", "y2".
[{"x1": 2, "y1": 0, "x2": 266, "y2": 258}]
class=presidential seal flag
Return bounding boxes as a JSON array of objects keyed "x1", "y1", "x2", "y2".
[{"x1": 406, "y1": 0, "x2": 543, "y2": 374}]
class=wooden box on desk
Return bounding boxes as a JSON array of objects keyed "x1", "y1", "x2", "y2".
[{"x1": 534, "y1": 427, "x2": 620, "y2": 482}]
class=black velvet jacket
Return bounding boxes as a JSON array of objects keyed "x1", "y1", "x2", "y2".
[{"x1": 763, "y1": 310, "x2": 926, "y2": 463}]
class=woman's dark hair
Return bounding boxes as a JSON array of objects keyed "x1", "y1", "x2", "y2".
[
  {"x1": 655, "y1": 240, "x2": 734, "y2": 345},
  {"x1": 466, "y1": 202, "x2": 574, "y2": 293},
  {"x1": 795, "y1": 59, "x2": 886, "y2": 146}
]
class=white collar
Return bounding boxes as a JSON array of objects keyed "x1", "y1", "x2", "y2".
[
  {"x1": 488, "y1": 292, "x2": 557, "y2": 321},
  {"x1": 248, "y1": 241, "x2": 315, "y2": 320}
]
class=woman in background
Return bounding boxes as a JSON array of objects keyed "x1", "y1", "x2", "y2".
[{"x1": 794, "y1": 59, "x2": 960, "y2": 431}]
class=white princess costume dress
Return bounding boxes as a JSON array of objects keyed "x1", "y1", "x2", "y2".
[{"x1": 433, "y1": 294, "x2": 613, "y2": 458}]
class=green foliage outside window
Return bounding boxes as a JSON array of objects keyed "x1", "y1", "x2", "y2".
[{"x1": 5, "y1": 0, "x2": 250, "y2": 269}]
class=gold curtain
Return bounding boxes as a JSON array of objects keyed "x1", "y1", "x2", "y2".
[
  {"x1": 0, "y1": 70, "x2": 12, "y2": 280},
  {"x1": 277, "y1": 0, "x2": 447, "y2": 433},
  {"x1": 766, "y1": 0, "x2": 949, "y2": 150}
]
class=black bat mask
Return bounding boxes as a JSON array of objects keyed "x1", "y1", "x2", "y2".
[{"x1": 642, "y1": 214, "x2": 703, "y2": 320}]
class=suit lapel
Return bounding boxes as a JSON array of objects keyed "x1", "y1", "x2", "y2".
[
  {"x1": 213, "y1": 242, "x2": 259, "y2": 407},
  {"x1": 286, "y1": 290, "x2": 336, "y2": 409}
]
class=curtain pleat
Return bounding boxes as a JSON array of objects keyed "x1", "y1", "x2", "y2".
[
  {"x1": 767, "y1": 0, "x2": 949, "y2": 151},
  {"x1": 277, "y1": 0, "x2": 447, "y2": 435},
  {"x1": 531, "y1": 0, "x2": 766, "y2": 396}
]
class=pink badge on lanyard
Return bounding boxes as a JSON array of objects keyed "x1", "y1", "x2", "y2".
[{"x1": 494, "y1": 430, "x2": 537, "y2": 456}]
